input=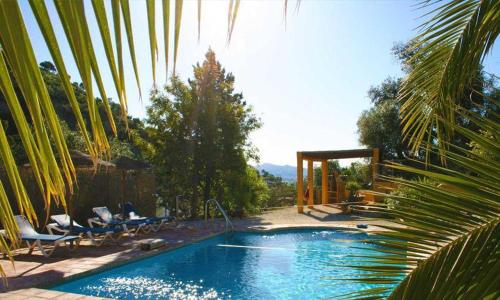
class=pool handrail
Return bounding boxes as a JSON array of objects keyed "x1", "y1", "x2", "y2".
[{"x1": 205, "y1": 198, "x2": 234, "y2": 234}]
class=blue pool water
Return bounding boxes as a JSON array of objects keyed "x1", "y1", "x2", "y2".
[{"x1": 51, "y1": 229, "x2": 393, "y2": 299}]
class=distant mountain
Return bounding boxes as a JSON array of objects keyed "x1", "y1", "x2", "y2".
[{"x1": 256, "y1": 163, "x2": 303, "y2": 182}]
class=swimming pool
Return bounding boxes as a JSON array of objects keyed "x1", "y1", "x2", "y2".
[{"x1": 51, "y1": 229, "x2": 395, "y2": 299}]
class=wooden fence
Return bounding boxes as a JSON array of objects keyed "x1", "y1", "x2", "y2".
[{"x1": 1, "y1": 167, "x2": 156, "y2": 232}]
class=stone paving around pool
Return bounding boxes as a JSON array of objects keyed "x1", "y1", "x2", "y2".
[
  {"x1": 0, "y1": 288, "x2": 108, "y2": 299},
  {"x1": 233, "y1": 205, "x2": 391, "y2": 232},
  {"x1": 0, "y1": 205, "x2": 392, "y2": 298}
]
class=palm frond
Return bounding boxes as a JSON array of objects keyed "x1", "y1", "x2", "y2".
[
  {"x1": 53, "y1": 0, "x2": 112, "y2": 157},
  {"x1": 399, "y1": 0, "x2": 499, "y2": 154},
  {"x1": 197, "y1": 0, "x2": 202, "y2": 41},
  {"x1": 111, "y1": 0, "x2": 130, "y2": 117},
  {"x1": 120, "y1": 0, "x2": 142, "y2": 99},
  {"x1": 227, "y1": 0, "x2": 234, "y2": 39},
  {"x1": 340, "y1": 107, "x2": 500, "y2": 299},
  {"x1": 0, "y1": 0, "x2": 73, "y2": 205},
  {"x1": 0, "y1": 179, "x2": 17, "y2": 261},
  {"x1": 0, "y1": 49, "x2": 54, "y2": 209},
  {"x1": 29, "y1": 0, "x2": 97, "y2": 158},
  {"x1": 0, "y1": 120, "x2": 35, "y2": 227},
  {"x1": 227, "y1": 0, "x2": 240, "y2": 44},
  {"x1": 163, "y1": 0, "x2": 171, "y2": 80},
  {"x1": 284, "y1": 0, "x2": 288, "y2": 27},
  {"x1": 91, "y1": 0, "x2": 128, "y2": 123},
  {"x1": 173, "y1": 0, "x2": 183, "y2": 74},
  {"x1": 147, "y1": 0, "x2": 158, "y2": 85}
]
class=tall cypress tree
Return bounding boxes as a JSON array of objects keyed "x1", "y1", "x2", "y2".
[{"x1": 147, "y1": 49, "x2": 263, "y2": 217}]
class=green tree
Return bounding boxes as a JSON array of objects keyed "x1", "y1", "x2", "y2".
[
  {"x1": 313, "y1": 160, "x2": 341, "y2": 187},
  {"x1": 0, "y1": 62, "x2": 149, "y2": 163},
  {"x1": 342, "y1": 161, "x2": 371, "y2": 188},
  {"x1": 147, "y1": 49, "x2": 263, "y2": 217},
  {"x1": 260, "y1": 170, "x2": 295, "y2": 208},
  {"x1": 397, "y1": 0, "x2": 499, "y2": 154},
  {"x1": 357, "y1": 78, "x2": 407, "y2": 162},
  {"x1": 358, "y1": 45, "x2": 498, "y2": 164}
]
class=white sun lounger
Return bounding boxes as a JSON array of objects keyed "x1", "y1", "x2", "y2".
[
  {"x1": 120, "y1": 202, "x2": 174, "y2": 232},
  {"x1": 89, "y1": 207, "x2": 152, "y2": 237},
  {"x1": 0, "y1": 215, "x2": 80, "y2": 258},
  {"x1": 47, "y1": 214, "x2": 123, "y2": 247}
]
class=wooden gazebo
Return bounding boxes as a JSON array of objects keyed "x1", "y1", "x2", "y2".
[{"x1": 296, "y1": 148, "x2": 379, "y2": 213}]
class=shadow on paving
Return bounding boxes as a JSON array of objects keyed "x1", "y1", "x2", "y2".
[{"x1": 233, "y1": 205, "x2": 367, "y2": 228}]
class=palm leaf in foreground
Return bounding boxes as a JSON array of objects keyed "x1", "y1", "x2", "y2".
[
  {"x1": 339, "y1": 108, "x2": 500, "y2": 299},
  {"x1": 399, "y1": 0, "x2": 499, "y2": 155}
]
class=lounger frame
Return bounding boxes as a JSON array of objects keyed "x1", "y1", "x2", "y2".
[
  {"x1": 1, "y1": 216, "x2": 80, "y2": 258},
  {"x1": 47, "y1": 220, "x2": 122, "y2": 247},
  {"x1": 90, "y1": 207, "x2": 151, "y2": 237}
]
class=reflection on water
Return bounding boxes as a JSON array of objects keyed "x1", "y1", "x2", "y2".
[{"x1": 86, "y1": 276, "x2": 220, "y2": 299}]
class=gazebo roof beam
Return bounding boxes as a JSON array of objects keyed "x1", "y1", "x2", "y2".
[{"x1": 299, "y1": 149, "x2": 374, "y2": 160}]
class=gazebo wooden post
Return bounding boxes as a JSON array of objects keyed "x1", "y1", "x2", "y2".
[
  {"x1": 321, "y1": 159, "x2": 328, "y2": 204},
  {"x1": 296, "y1": 149, "x2": 378, "y2": 213},
  {"x1": 297, "y1": 152, "x2": 304, "y2": 213},
  {"x1": 307, "y1": 160, "x2": 314, "y2": 208},
  {"x1": 372, "y1": 148, "x2": 380, "y2": 187}
]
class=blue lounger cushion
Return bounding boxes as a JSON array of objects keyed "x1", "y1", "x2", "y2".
[
  {"x1": 120, "y1": 202, "x2": 173, "y2": 232},
  {"x1": 105, "y1": 218, "x2": 152, "y2": 226},
  {"x1": 21, "y1": 234, "x2": 79, "y2": 242},
  {"x1": 67, "y1": 225, "x2": 122, "y2": 234},
  {"x1": 51, "y1": 214, "x2": 123, "y2": 234},
  {"x1": 92, "y1": 206, "x2": 153, "y2": 237},
  {"x1": 148, "y1": 216, "x2": 172, "y2": 222},
  {"x1": 93, "y1": 207, "x2": 152, "y2": 227}
]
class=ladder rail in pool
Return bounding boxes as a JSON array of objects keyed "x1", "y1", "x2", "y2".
[{"x1": 205, "y1": 198, "x2": 234, "y2": 234}]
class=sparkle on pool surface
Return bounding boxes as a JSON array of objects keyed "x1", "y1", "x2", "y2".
[{"x1": 52, "y1": 229, "x2": 395, "y2": 299}]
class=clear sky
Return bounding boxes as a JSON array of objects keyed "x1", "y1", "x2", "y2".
[{"x1": 21, "y1": 0, "x2": 499, "y2": 167}]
